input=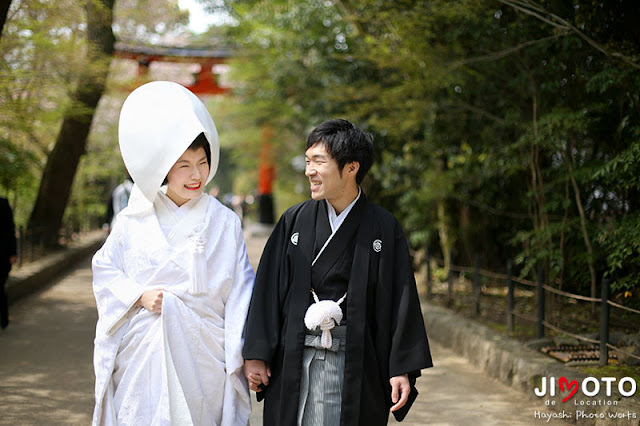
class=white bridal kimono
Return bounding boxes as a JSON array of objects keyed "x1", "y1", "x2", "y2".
[{"x1": 92, "y1": 191, "x2": 254, "y2": 425}]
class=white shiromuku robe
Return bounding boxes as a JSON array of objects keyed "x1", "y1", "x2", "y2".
[{"x1": 92, "y1": 191, "x2": 254, "y2": 425}]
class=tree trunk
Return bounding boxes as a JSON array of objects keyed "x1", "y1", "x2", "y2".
[
  {"x1": 565, "y1": 137, "x2": 598, "y2": 314},
  {"x1": 0, "y1": 0, "x2": 12, "y2": 38},
  {"x1": 435, "y1": 157, "x2": 455, "y2": 273},
  {"x1": 28, "y1": 0, "x2": 116, "y2": 247}
]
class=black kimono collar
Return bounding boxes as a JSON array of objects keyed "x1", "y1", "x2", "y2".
[{"x1": 311, "y1": 193, "x2": 367, "y2": 284}]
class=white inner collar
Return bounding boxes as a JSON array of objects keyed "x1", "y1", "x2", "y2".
[
  {"x1": 313, "y1": 187, "x2": 361, "y2": 266},
  {"x1": 158, "y1": 188, "x2": 201, "y2": 220},
  {"x1": 325, "y1": 187, "x2": 361, "y2": 233},
  {"x1": 155, "y1": 190, "x2": 205, "y2": 238}
]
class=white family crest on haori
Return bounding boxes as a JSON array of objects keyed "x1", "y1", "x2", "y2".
[
  {"x1": 373, "y1": 239, "x2": 382, "y2": 252},
  {"x1": 304, "y1": 289, "x2": 347, "y2": 349},
  {"x1": 291, "y1": 232, "x2": 299, "y2": 245}
]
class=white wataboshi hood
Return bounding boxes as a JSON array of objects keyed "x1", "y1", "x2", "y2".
[{"x1": 117, "y1": 81, "x2": 219, "y2": 214}]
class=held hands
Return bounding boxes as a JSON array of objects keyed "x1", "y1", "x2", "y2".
[
  {"x1": 243, "y1": 360, "x2": 409, "y2": 406},
  {"x1": 244, "y1": 359, "x2": 271, "y2": 392},
  {"x1": 136, "y1": 289, "x2": 163, "y2": 313},
  {"x1": 389, "y1": 374, "x2": 410, "y2": 412}
]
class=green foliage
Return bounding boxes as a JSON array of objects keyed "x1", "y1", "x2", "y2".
[
  {"x1": 114, "y1": 0, "x2": 189, "y2": 43},
  {"x1": 218, "y1": 0, "x2": 640, "y2": 306},
  {"x1": 600, "y1": 215, "x2": 640, "y2": 295},
  {"x1": 0, "y1": 0, "x2": 197, "y2": 232},
  {"x1": 215, "y1": 0, "x2": 360, "y2": 212},
  {"x1": 0, "y1": 137, "x2": 39, "y2": 228},
  {"x1": 0, "y1": 0, "x2": 88, "y2": 225},
  {"x1": 0, "y1": 138, "x2": 37, "y2": 191},
  {"x1": 596, "y1": 141, "x2": 640, "y2": 192}
]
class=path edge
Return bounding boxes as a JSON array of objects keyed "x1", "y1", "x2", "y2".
[
  {"x1": 423, "y1": 301, "x2": 640, "y2": 425},
  {"x1": 6, "y1": 232, "x2": 106, "y2": 305}
]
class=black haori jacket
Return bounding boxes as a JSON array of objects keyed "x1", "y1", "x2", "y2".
[{"x1": 243, "y1": 193, "x2": 432, "y2": 426}]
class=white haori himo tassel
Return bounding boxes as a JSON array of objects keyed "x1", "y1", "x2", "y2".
[
  {"x1": 188, "y1": 229, "x2": 208, "y2": 295},
  {"x1": 304, "y1": 290, "x2": 347, "y2": 349}
]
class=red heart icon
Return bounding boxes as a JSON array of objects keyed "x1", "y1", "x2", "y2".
[{"x1": 559, "y1": 376, "x2": 578, "y2": 402}]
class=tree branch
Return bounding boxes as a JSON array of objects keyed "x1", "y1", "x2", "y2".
[
  {"x1": 451, "y1": 33, "x2": 565, "y2": 67},
  {"x1": 497, "y1": 0, "x2": 640, "y2": 70}
]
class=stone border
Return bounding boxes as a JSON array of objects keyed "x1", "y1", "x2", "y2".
[
  {"x1": 423, "y1": 301, "x2": 640, "y2": 425},
  {"x1": 6, "y1": 231, "x2": 106, "y2": 304}
]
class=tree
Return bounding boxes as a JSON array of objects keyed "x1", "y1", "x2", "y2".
[
  {"x1": 213, "y1": 0, "x2": 371, "y2": 213},
  {"x1": 64, "y1": 0, "x2": 190, "y2": 233},
  {"x1": 28, "y1": 0, "x2": 116, "y2": 247},
  {"x1": 1, "y1": 0, "x2": 91, "y2": 224},
  {"x1": 0, "y1": 0, "x2": 12, "y2": 38},
  {"x1": 114, "y1": 0, "x2": 189, "y2": 44},
  {"x1": 219, "y1": 0, "x2": 640, "y2": 304},
  {"x1": 2, "y1": 0, "x2": 197, "y2": 239}
]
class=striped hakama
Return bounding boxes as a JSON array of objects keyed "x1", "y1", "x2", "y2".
[{"x1": 297, "y1": 326, "x2": 347, "y2": 426}]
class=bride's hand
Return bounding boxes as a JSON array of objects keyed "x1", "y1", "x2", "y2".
[{"x1": 136, "y1": 290, "x2": 164, "y2": 313}]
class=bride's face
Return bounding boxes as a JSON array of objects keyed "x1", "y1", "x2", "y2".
[{"x1": 165, "y1": 147, "x2": 209, "y2": 206}]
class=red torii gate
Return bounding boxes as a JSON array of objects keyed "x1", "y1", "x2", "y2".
[
  {"x1": 114, "y1": 42, "x2": 276, "y2": 223},
  {"x1": 114, "y1": 42, "x2": 231, "y2": 95}
]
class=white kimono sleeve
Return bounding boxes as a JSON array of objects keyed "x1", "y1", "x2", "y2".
[
  {"x1": 221, "y1": 218, "x2": 255, "y2": 425},
  {"x1": 92, "y1": 220, "x2": 145, "y2": 336}
]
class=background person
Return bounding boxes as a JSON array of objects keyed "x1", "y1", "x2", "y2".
[
  {"x1": 0, "y1": 197, "x2": 17, "y2": 330},
  {"x1": 104, "y1": 175, "x2": 133, "y2": 230}
]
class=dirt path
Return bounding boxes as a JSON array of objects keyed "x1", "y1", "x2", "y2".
[{"x1": 0, "y1": 258, "x2": 96, "y2": 424}]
